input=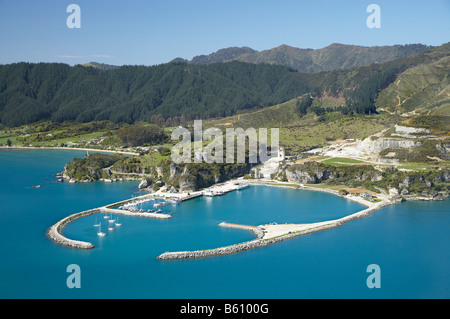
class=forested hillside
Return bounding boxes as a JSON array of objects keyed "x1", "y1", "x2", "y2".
[
  {"x1": 0, "y1": 62, "x2": 310, "y2": 127},
  {"x1": 0, "y1": 43, "x2": 448, "y2": 127}
]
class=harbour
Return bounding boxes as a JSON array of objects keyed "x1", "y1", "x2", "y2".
[
  {"x1": 1, "y1": 149, "x2": 449, "y2": 298},
  {"x1": 47, "y1": 174, "x2": 394, "y2": 256}
]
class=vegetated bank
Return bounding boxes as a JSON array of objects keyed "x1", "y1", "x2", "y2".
[{"x1": 61, "y1": 152, "x2": 254, "y2": 193}]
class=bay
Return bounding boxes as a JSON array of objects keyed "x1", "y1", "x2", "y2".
[{"x1": 0, "y1": 149, "x2": 448, "y2": 298}]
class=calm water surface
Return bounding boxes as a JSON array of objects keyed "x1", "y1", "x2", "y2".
[{"x1": 0, "y1": 149, "x2": 449, "y2": 298}]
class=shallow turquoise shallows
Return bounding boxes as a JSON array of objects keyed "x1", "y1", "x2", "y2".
[{"x1": 0, "y1": 149, "x2": 449, "y2": 298}]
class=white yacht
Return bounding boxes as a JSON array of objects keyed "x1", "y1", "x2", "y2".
[{"x1": 97, "y1": 223, "x2": 106, "y2": 237}]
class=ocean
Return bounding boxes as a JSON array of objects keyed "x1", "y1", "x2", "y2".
[{"x1": 0, "y1": 149, "x2": 448, "y2": 298}]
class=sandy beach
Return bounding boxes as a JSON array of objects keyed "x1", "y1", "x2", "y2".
[{"x1": 0, "y1": 145, "x2": 138, "y2": 156}]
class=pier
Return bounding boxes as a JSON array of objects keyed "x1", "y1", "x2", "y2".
[
  {"x1": 46, "y1": 183, "x2": 219, "y2": 249},
  {"x1": 47, "y1": 180, "x2": 250, "y2": 249}
]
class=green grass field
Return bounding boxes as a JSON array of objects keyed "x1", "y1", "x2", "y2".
[{"x1": 321, "y1": 157, "x2": 369, "y2": 166}]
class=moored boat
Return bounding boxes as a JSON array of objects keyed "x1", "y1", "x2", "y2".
[
  {"x1": 204, "y1": 189, "x2": 214, "y2": 197},
  {"x1": 237, "y1": 184, "x2": 250, "y2": 191},
  {"x1": 97, "y1": 223, "x2": 106, "y2": 237}
]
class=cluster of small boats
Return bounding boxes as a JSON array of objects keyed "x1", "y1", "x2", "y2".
[
  {"x1": 116, "y1": 196, "x2": 180, "y2": 213},
  {"x1": 121, "y1": 197, "x2": 155, "y2": 209},
  {"x1": 94, "y1": 214, "x2": 122, "y2": 237},
  {"x1": 93, "y1": 185, "x2": 250, "y2": 237}
]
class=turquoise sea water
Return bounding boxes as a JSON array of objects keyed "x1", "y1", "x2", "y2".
[{"x1": 0, "y1": 149, "x2": 449, "y2": 298}]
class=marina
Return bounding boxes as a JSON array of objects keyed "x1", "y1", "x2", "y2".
[
  {"x1": 47, "y1": 197, "x2": 174, "y2": 249},
  {"x1": 46, "y1": 180, "x2": 248, "y2": 249},
  {"x1": 47, "y1": 180, "x2": 252, "y2": 249}
]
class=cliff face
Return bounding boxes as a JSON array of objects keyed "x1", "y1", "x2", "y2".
[
  {"x1": 285, "y1": 163, "x2": 335, "y2": 184},
  {"x1": 321, "y1": 135, "x2": 423, "y2": 159},
  {"x1": 62, "y1": 151, "x2": 252, "y2": 192},
  {"x1": 165, "y1": 162, "x2": 251, "y2": 192},
  {"x1": 63, "y1": 153, "x2": 125, "y2": 182},
  {"x1": 284, "y1": 162, "x2": 382, "y2": 184},
  {"x1": 280, "y1": 161, "x2": 449, "y2": 198}
]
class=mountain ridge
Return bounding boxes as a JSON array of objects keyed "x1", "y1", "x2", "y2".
[
  {"x1": 0, "y1": 42, "x2": 447, "y2": 127},
  {"x1": 175, "y1": 43, "x2": 432, "y2": 73}
]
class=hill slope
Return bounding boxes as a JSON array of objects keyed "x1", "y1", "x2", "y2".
[{"x1": 376, "y1": 55, "x2": 450, "y2": 115}]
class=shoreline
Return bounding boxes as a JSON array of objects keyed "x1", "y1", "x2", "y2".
[
  {"x1": 46, "y1": 176, "x2": 395, "y2": 252},
  {"x1": 47, "y1": 175, "x2": 429, "y2": 258},
  {"x1": 0, "y1": 145, "x2": 138, "y2": 156}
]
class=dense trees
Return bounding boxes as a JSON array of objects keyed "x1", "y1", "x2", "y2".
[
  {"x1": 0, "y1": 43, "x2": 447, "y2": 127},
  {"x1": 0, "y1": 62, "x2": 309, "y2": 127},
  {"x1": 117, "y1": 124, "x2": 166, "y2": 147},
  {"x1": 296, "y1": 95, "x2": 313, "y2": 115},
  {"x1": 63, "y1": 153, "x2": 125, "y2": 181}
]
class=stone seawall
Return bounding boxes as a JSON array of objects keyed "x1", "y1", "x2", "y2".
[
  {"x1": 47, "y1": 206, "x2": 172, "y2": 249},
  {"x1": 47, "y1": 209, "x2": 98, "y2": 249}
]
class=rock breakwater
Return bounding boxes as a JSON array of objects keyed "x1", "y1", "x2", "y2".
[
  {"x1": 47, "y1": 209, "x2": 98, "y2": 249},
  {"x1": 157, "y1": 201, "x2": 391, "y2": 260}
]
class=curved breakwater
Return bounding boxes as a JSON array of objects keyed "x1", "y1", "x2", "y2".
[
  {"x1": 47, "y1": 209, "x2": 98, "y2": 249},
  {"x1": 47, "y1": 205, "x2": 172, "y2": 249},
  {"x1": 157, "y1": 201, "x2": 392, "y2": 260}
]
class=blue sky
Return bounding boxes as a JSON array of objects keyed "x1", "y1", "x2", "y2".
[{"x1": 0, "y1": 0, "x2": 449, "y2": 66}]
